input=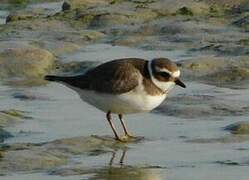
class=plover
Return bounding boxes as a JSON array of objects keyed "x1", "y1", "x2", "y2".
[{"x1": 45, "y1": 58, "x2": 186, "y2": 141}]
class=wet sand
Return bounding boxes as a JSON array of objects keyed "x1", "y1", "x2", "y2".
[{"x1": 0, "y1": 0, "x2": 249, "y2": 179}]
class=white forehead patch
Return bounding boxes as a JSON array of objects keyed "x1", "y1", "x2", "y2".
[{"x1": 172, "y1": 70, "x2": 180, "y2": 77}]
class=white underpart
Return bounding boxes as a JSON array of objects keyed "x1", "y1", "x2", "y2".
[
  {"x1": 65, "y1": 74, "x2": 167, "y2": 114},
  {"x1": 148, "y1": 60, "x2": 176, "y2": 93}
]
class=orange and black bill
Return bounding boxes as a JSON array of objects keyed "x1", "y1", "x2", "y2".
[{"x1": 175, "y1": 78, "x2": 186, "y2": 88}]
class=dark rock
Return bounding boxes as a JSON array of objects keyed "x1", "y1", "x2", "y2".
[
  {"x1": 186, "y1": 135, "x2": 249, "y2": 144},
  {"x1": 61, "y1": 0, "x2": 110, "y2": 11},
  {"x1": 233, "y1": 14, "x2": 249, "y2": 28},
  {"x1": 0, "y1": 129, "x2": 13, "y2": 143},
  {"x1": 62, "y1": 1, "x2": 71, "y2": 11},
  {"x1": 6, "y1": 11, "x2": 32, "y2": 23},
  {"x1": 176, "y1": 6, "x2": 194, "y2": 16},
  {"x1": 215, "y1": 160, "x2": 240, "y2": 166},
  {"x1": 224, "y1": 122, "x2": 249, "y2": 134}
]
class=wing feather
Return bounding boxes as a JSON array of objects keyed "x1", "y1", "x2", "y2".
[{"x1": 84, "y1": 61, "x2": 140, "y2": 94}]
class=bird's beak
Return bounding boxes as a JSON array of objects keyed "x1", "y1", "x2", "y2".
[{"x1": 175, "y1": 78, "x2": 186, "y2": 88}]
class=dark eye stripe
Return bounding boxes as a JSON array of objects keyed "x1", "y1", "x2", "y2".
[{"x1": 159, "y1": 72, "x2": 170, "y2": 78}]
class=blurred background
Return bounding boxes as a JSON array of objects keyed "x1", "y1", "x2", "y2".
[{"x1": 0, "y1": 0, "x2": 249, "y2": 179}]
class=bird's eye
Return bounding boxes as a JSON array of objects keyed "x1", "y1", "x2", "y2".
[{"x1": 159, "y1": 72, "x2": 170, "y2": 78}]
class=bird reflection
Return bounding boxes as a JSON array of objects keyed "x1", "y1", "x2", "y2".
[
  {"x1": 47, "y1": 136, "x2": 163, "y2": 179},
  {"x1": 89, "y1": 149, "x2": 162, "y2": 180},
  {"x1": 108, "y1": 148, "x2": 127, "y2": 166}
]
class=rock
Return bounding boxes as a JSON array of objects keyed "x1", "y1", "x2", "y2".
[
  {"x1": 0, "y1": 149, "x2": 67, "y2": 172},
  {"x1": 89, "y1": 13, "x2": 130, "y2": 28},
  {"x1": 0, "y1": 41, "x2": 54, "y2": 82},
  {"x1": 50, "y1": 166, "x2": 162, "y2": 179},
  {"x1": 192, "y1": 43, "x2": 249, "y2": 56},
  {"x1": 179, "y1": 57, "x2": 233, "y2": 76},
  {"x1": 62, "y1": 0, "x2": 110, "y2": 11},
  {"x1": 0, "y1": 109, "x2": 30, "y2": 141},
  {"x1": 0, "y1": 136, "x2": 127, "y2": 173},
  {"x1": 215, "y1": 159, "x2": 249, "y2": 166},
  {"x1": 233, "y1": 14, "x2": 249, "y2": 29},
  {"x1": 179, "y1": 56, "x2": 249, "y2": 88},
  {"x1": 74, "y1": 2, "x2": 159, "y2": 28},
  {"x1": 6, "y1": 11, "x2": 33, "y2": 23},
  {"x1": 44, "y1": 135, "x2": 127, "y2": 155},
  {"x1": 203, "y1": 0, "x2": 249, "y2": 11},
  {"x1": 6, "y1": 8, "x2": 50, "y2": 23},
  {"x1": 0, "y1": 18, "x2": 80, "y2": 43},
  {"x1": 0, "y1": 150, "x2": 3, "y2": 158},
  {"x1": 240, "y1": 38, "x2": 249, "y2": 46},
  {"x1": 0, "y1": 109, "x2": 27, "y2": 118},
  {"x1": 78, "y1": 9, "x2": 158, "y2": 28},
  {"x1": 31, "y1": 40, "x2": 80, "y2": 56},
  {"x1": 62, "y1": 1, "x2": 71, "y2": 11},
  {"x1": 199, "y1": 0, "x2": 249, "y2": 16},
  {"x1": 175, "y1": 6, "x2": 194, "y2": 16},
  {"x1": 6, "y1": 1, "x2": 63, "y2": 23},
  {"x1": 155, "y1": 94, "x2": 249, "y2": 119},
  {"x1": 79, "y1": 30, "x2": 105, "y2": 41},
  {"x1": 12, "y1": 91, "x2": 49, "y2": 101},
  {"x1": 0, "y1": 129, "x2": 13, "y2": 143},
  {"x1": 149, "y1": 0, "x2": 209, "y2": 16},
  {"x1": 224, "y1": 122, "x2": 249, "y2": 135},
  {"x1": 215, "y1": 160, "x2": 240, "y2": 166},
  {"x1": 111, "y1": 34, "x2": 147, "y2": 46},
  {"x1": 3, "y1": 0, "x2": 29, "y2": 5},
  {"x1": 0, "y1": 109, "x2": 31, "y2": 127},
  {"x1": 0, "y1": 110, "x2": 22, "y2": 127},
  {"x1": 54, "y1": 61, "x2": 100, "y2": 75},
  {"x1": 206, "y1": 66, "x2": 249, "y2": 83},
  {"x1": 186, "y1": 135, "x2": 249, "y2": 144}
]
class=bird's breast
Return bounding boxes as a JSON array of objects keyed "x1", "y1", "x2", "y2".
[{"x1": 73, "y1": 86, "x2": 167, "y2": 114}]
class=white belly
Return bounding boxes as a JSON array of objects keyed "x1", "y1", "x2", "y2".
[{"x1": 72, "y1": 87, "x2": 167, "y2": 114}]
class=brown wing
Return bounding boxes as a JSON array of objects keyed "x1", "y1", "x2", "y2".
[
  {"x1": 45, "y1": 58, "x2": 146, "y2": 94},
  {"x1": 82, "y1": 59, "x2": 142, "y2": 94}
]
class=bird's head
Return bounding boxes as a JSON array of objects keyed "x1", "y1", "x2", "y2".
[{"x1": 148, "y1": 58, "x2": 186, "y2": 93}]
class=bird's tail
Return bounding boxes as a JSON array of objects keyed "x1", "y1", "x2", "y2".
[
  {"x1": 44, "y1": 75, "x2": 83, "y2": 88},
  {"x1": 44, "y1": 75, "x2": 68, "y2": 82}
]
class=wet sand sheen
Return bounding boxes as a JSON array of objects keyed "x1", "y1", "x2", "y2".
[
  {"x1": 0, "y1": 0, "x2": 249, "y2": 179},
  {"x1": 1, "y1": 79, "x2": 249, "y2": 180},
  {"x1": 0, "y1": 45, "x2": 249, "y2": 179}
]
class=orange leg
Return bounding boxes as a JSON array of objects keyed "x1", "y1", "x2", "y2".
[
  {"x1": 118, "y1": 114, "x2": 135, "y2": 138},
  {"x1": 106, "y1": 111, "x2": 122, "y2": 141}
]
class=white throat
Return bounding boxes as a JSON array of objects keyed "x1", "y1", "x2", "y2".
[{"x1": 148, "y1": 60, "x2": 175, "y2": 93}]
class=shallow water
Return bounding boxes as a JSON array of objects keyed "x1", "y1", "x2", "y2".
[
  {"x1": 28, "y1": 1, "x2": 63, "y2": 14},
  {"x1": 0, "y1": 10, "x2": 8, "y2": 24},
  {"x1": 1, "y1": 42, "x2": 249, "y2": 179},
  {"x1": 0, "y1": 2, "x2": 249, "y2": 177},
  {"x1": 60, "y1": 43, "x2": 188, "y2": 63}
]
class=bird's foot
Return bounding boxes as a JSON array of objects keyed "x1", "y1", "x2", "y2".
[
  {"x1": 125, "y1": 133, "x2": 136, "y2": 139},
  {"x1": 115, "y1": 134, "x2": 140, "y2": 143},
  {"x1": 114, "y1": 136, "x2": 128, "y2": 143}
]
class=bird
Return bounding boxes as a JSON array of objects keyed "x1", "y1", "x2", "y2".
[{"x1": 44, "y1": 58, "x2": 186, "y2": 142}]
